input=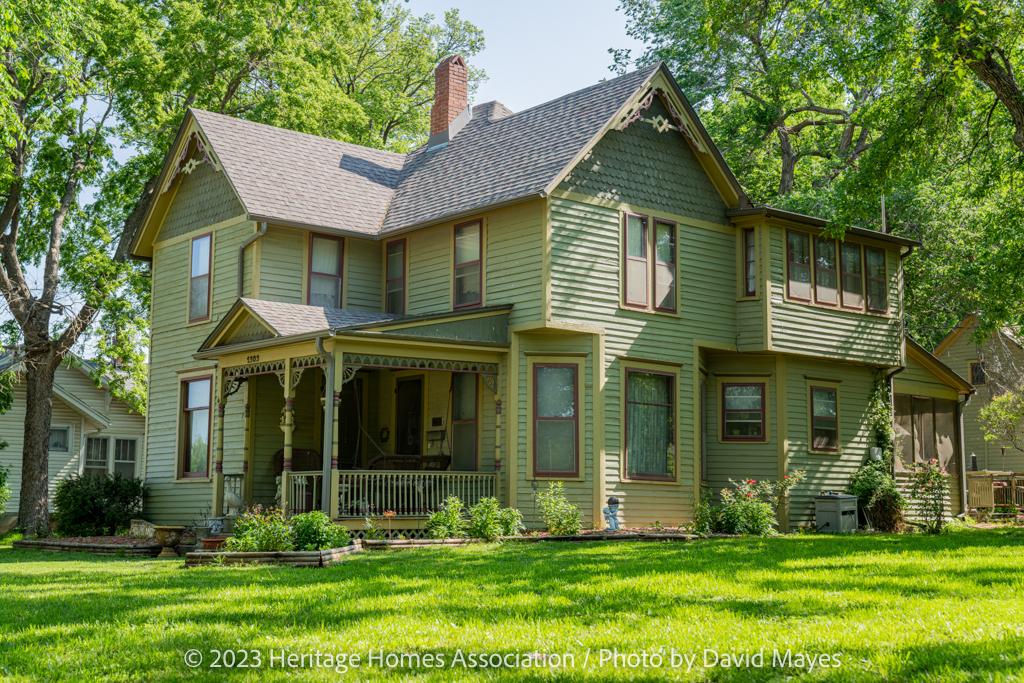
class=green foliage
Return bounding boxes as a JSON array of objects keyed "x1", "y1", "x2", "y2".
[
  {"x1": 425, "y1": 496, "x2": 467, "y2": 539},
  {"x1": 362, "y1": 516, "x2": 386, "y2": 541},
  {"x1": 536, "y1": 482, "x2": 582, "y2": 537},
  {"x1": 52, "y1": 473, "x2": 145, "y2": 537},
  {"x1": 290, "y1": 510, "x2": 350, "y2": 551},
  {"x1": 907, "y1": 459, "x2": 950, "y2": 534},
  {"x1": 847, "y1": 459, "x2": 894, "y2": 509},
  {"x1": 979, "y1": 389, "x2": 1024, "y2": 453},
  {"x1": 701, "y1": 472, "x2": 806, "y2": 536},
  {"x1": 942, "y1": 514, "x2": 976, "y2": 534},
  {"x1": 223, "y1": 506, "x2": 293, "y2": 552},
  {"x1": 497, "y1": 506, "x2": 525, "y2": 537},
  {"x1": 467, "y1": 497, "x2": 502, "y2": 540},
  {"x1": 0, "y1": 465, "x2": 10, "y2": 511}
]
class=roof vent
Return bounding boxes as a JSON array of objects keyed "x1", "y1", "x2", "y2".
[{"x1": 427, "y1": 55, "x2": 471, "y2": 148}]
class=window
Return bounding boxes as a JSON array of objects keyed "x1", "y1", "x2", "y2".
[
  {"x1": 744, "y1": 229, "x2": 756, "y2": 297},
  {"x1": 625, "y1": 369, "x2": 675, "y2": 480},
  {"x1": 623, "y1": 213, "x2": 648, "y2": 306},
  {"x1": 454, "y1": 220, "x2": 482, "y2": 308},
  {"x1": 85, "y1": 437, "x2": 108, "y2": 478},
  {"x1": 722, "y1": 383, "x2": 765, "y2": 441},
  {"x1": 810, "y1": 387, "x2": 839, "y2": 452},
  {"x1": 533, "y1": 364, "x2": 578, "y2": 476},
  {"x1": 308, "y1": 234, "x2": 343, "y2": 308},
  {"x1": 786, "y1": 231, "x2": 811, "y2": 300},
  {"x1": 814, "y1": 237, "x2": 838, "y2": 305},
  {"x1": 48, "y1": 427, "x2": 69, "y2": 452},
  {"x1": 385, "y1": 239, "x2": 405, "y2": 314},
  {"x1": 114, "y1": 439, "x2": 138, "y2": 478},
  {"x1": 654, "y1": 220, "x2": 676, "y2": 312},
  {"x1": 865, "y1": 248, "x2": 887, "y2": 312},
  {"x1": 699, "y1": 377, "x2": 707, "y2": 482},
  {"x1": 451, "y1": 373, "x2": 477, "y2": 471},
  {"x1": 181, "y1": 378, "x2": 211, "y2": 478},
  {"x1": 970, "y1": 361, "x2": 987, "y2": 386},
  {"x1": 189, "y1": 234, "x2": 211, "y2": 322},
  {"x1": 840, "y1": 243, "x2": 863, "y2": 309}
]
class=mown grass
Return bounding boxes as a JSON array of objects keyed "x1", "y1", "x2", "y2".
[{"x1": 1, "y1": 531, "x2": 1023, "y2": 682}]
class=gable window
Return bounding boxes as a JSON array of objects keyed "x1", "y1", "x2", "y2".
[
  {"x1": 309, "y1": 234, "x2": 344, "y2": 308},
  {"x1": 85, "y1": 437, "x2": 109, "y2": 477},
  {"x1": 840, "y1": 243, "x2": 863, "y2": 309},
  {"x1": 865, "y1": 248, "x2": 887, "y2": 312},
  {"x1": 453, "y1": 220, "x2": 482, "y2": 309},
  {"x1": 451, "y1": 373, "x2": 477, "y2": 471},
  {"x1": 114, "y1": 439, "x2": 138, "y2": 478},
  {"x1": 385, "y1": 239, "x2": 406, "y2": 314},
  {"x1": 811, "y1": 387, "x2": 840, "y2": 452},
  {"x1": 970, "y1": 361, "x2": 986, "y2": 386},
  {"x1": 744, "y1": 229, "x2": 756, "y2": 297},
  {"x1": 623, "y1": 213, "x2": 648, "y2": 307},
  {"x1": 534, "y1": 364, "x2": 578, "y2": 477},
  {"x1": 625, "y1": 369, "x2": 675, "y2": 480},
  {"x1": 181, "y1": 377, "x2": 211, "y2": 478},
  {"x1": 722, "y1": 383, "x2": 765, "y2": 441},
  {"x1": 48, "y1": 427, "x2": 70, "y2": 452},
  {"x1": 654, "y1": 220, "x2": 677, "y2": 312},
  {"x1": 786, "y1": 231, "x2": 811, "y2": 300},
  {"x1": 189, "y1": 234, "x2": 211, "y2": 322},
  {"x1": 814, "y1": 237, "x2": 838, "y2": 305}
]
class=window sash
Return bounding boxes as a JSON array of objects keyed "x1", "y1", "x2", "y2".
[
  {"x1": 786, "y1": 231, "x2": 811, "y2": 300},
  {"x1": 84, "y1": 437, "x2": 109, "y2": 477},
  {"x1": 188, "y1": 234, "x2": 211, "y2": 322},
  {"x1": 971, "y1": 362, "x2": 986, "y2": 386},
  {"x1": 623, "y1": 213, "x2": 648, "y2": 307},
  {"x1": 181, "y1": 378, "x2": 211, "y2": 478},
  {"x1": 625, "y1": 369, "x2": 676, "y2": 480},
  {"x1": 865, "y1": 248, "x2": 887, "y2": 312},
  {"x1": 308, "y1": 234, "x2": 343, "y2": 308},
  {"x1": 654, "y1": 220, "x2": 676, "y2": 312},
  {"x1": 451, "y1": 373, "x2": 477, "y2": 471},
  {"x1": 840, "y1": 243, "x2": 864, "y2": 309},
  {"x1": 722, "y1": 383, "x2": 765, "y2": 441},
  {"x1": 385, "y1": 240, "x2": 405, "y2": 314},
  {"x1": 49, "y1": 427, "x2": 70, "y2": 452},
  {"x1": 814, "y1": 237, "x2": 838, "y2": 305},
  {"x1": 533, "y1": 364, "x2": 578, "y2": 476},
  {"x1": 744, "y1": 229, "x2": 756, "y2": 296},
  {"x1": 453, "y1": 221, "x2": 482, "y2": 309},
  {"x1": 810, "y1": 386, "x2": 839, "y2": 451}
]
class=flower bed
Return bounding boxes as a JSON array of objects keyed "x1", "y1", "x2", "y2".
[
  {"x1": 505, "y1": 531, "x2": 698, "y2": 543},
  {"x1": 14, "y1": 537, "x2": 161, "y2": 557},
  {"x1": 184, "y1": 542, "x2": 361, "y2": 568}
]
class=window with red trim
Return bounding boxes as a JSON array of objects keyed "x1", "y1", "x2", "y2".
[
  {"x1": 814, "y1": 237, "x2": 838, "y2": 305},
  {"x1": 308, "y1": 234, "x2": 344, "y2": 308},
  {"x1": 840, "y1": 243, "x2": 864, "y2": 309},
  {"x1": 744, "y1": 229, "x2": 756, "y2": 296},
  {"x1": 451, "y1": 372, "x2": 477, "y2": 471},
  {"x1": 786, "y1": 231, "x2": 811, "y2": 300},
  {"x1": 188, "y1": 234, "x2": 211, "y2": 322},
  {"x1": 625, "y1": 369, "x2": 675, "y2": 480},
  {"x1": 623, "y1": 213, "x2": 648, "y2": 306},
  {"x1": 454, "y1": 221, "x2": 481, "y2": 308},
  {"x1": 534, "y1": 363, "x2": 578, "y2": 476},
  {"x1": 181, "y1": 377, "x2": 211, "y2": 478},
  {"x1": 865, "y1": 247, "x2": 887, "y2": 312},
  {"x1": 811, "y1": 386, "x2": 839, "y2": 451},
  {"x1": 970, "y1": 361, "x2": 987, "y2": 386},
  {"x1": 654, "y1": 220, "x2": 677, "y2": 312},
  {"x1": 385, "y1": 239, "x2": 405, "y2": 314},
  {"x1": 722, "y1": 383, "x2": 765, "y2": 441}
]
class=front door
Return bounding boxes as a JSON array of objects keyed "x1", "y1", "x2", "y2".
[{"x1": 395, "y1": 377, "x2": 423, "y2": 455}]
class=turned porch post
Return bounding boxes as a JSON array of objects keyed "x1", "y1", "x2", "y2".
[
  {"x1": 280, "y1": 357, "x2": 294, "y2": 514},
  {"x1": 211, "y1": 369, "x2": 226, "y2": 517},
  {"x1": 242, "y1": 381, "x2": 253, "y2": 507},
  {"x1": 329, "y1": 346, "x2": 341, "y2": 518}
]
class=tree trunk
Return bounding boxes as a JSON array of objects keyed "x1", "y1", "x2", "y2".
[
  {"x1": 777, "y1": 127, "x2": 798, "y2": 195},
  {"x1": 18, "y1": 360, "x2": 57, "y2": 537}
]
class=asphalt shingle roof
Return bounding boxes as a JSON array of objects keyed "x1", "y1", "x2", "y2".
[{"x1": 242, "y1": 298, "x2": 406, "y2": 337}]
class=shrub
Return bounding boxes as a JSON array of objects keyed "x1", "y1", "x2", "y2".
[
  {"x1": 536, "y1": 482, "x2": 581, "y2": 536},
  {"x1": 0, "y1": 465, "x2": 10, "y2": 511},
  {"x1": 715, "y1": 471, "x2": 806, "y2": 537},
  {"x1": 425, "y1": 496, "x2": 467, "y2": 539},
  {"x1": 907, "y1": 458, "x2": 950, "y2": 534},
  {"x1": 847, "y1": 459, "x2": 892, "y2": 510},
  {"x1": 467, "y1": 497, "x2": 502, "y2": 540},
  {"x1": 291, "y1": 510, "x2": 350, "y2": 550},
  {"x1": 864, "y1": 478, "x2": 904, "y2": 533},
  {"x1": 53, "y1": 473, "x2": 145, "y2": 537},
  {"x1": 498, "y1": 506, "x2": 525, "y2": 537},
  {"x1": 693, "y1": 490, "x2": 722, "y2": 535},
  {"x1": 363, "y1": 516, "x2": 386, "y2": 540},
  {"x1": 223, "y1": 506, "x2": 293, "y2": 552}
]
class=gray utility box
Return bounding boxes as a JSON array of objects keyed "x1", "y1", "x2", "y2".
[{"x1": 814, "y1": 492, "x2": 858, "y2": 533}]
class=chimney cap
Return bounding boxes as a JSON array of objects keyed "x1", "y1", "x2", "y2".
[{"x1": 439, "y1": 54, "x2": 466, "y2": 68}]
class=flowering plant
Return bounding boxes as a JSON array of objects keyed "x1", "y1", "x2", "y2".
[
  {"x1": 715, "y1": 471, "x2": 806, "y2": 537},
  {"x1": 907, "y1": 459, "x2": 949, "y2": 534}
]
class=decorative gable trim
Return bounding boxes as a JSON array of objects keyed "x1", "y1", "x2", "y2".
[
  {"x1": 200, "y1": 299, "x2": 279, "y2": 351},
  {"x1": 162, "y1": 131, "x2": 221, "y2": 194}
]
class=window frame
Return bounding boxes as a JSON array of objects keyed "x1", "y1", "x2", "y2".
[
  {"x1": 721, "y1": 382, "x2": 767, "y2": 443},
  {"x1": 786, "y1": 230, "x2": 812, "y2": 302},
  {"x1": 813, "y1": 236, "x2": 839, "y2": 307},
  {"x1": 622, "y1": 211, "x2": 650, "y2": 308},
  {"x1": 84, "y1": 435, "x2": 110, "y2": 478},
  {"x1": 840, "y1": 242, "x2": 864, "y2": 311},
  {"x1": 970, "y1": 361, "x2": 987, "y2": 386},
  {"x1": 307, "y1": 232, "x2": 345, "y2": 309},
  {"x1": 453, "y1": 219, "x2": 483, "y2": 310},
  {"x1": 450, "y1": 371, "x2": 479, "y2": 472},
  {"x1": 864, "y1": 247, "x2": 888, "y2": 313},
  {"x1": 48, "y1": 425, "x2": 72, "y2": 453},
  {"x1": 384, "y1": 238, "x2": 407, "y2": 315},
  {"x1": 530, "y1": 360, "x2": 581, "y2": 479},
  {"x1": 744, "y1": 228, "x2": 757, "y2": 297},
  {"x1": 179, "y1": 375, "x2": 213, "y2": 479},
  {"x1": 188, "y1": 232, "x2": 212, "y2": 323},
  {"x1": 652, "y1": 218, "x2": 678, "y2": 313},
  {"x1": 112, "y1": 437, "x2": 140, "y2": 479},
  {"x1": 809, "y1": 384, "x2": 841, "y2": 454},
  {"x1": 623, "y1": 365, "x2": 678, "y2": 482}
]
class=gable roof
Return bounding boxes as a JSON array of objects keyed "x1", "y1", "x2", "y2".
[
  {"x1": 933, "y1": 314, "x2": 1024, "y2": 357},
  {"x1": 131, "y1": 63, "x2": 750, "y2": 257},
  {"x1": 905, "y1": 336, "x2": 975, "y2": 395}
]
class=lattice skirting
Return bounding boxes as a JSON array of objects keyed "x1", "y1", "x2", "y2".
[{"x1": 347, "y1": 528, "x2": 430, "y2": 540}]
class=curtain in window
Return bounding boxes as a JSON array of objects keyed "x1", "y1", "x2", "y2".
[
  {"x1": 535, "y1": 366, "x2": 576, "y2": 473},
  {"x1": 114, "y1": 439, "x2": 137, "y2": 478},
  {"x1": 85, "y1": 437, "x2": 109, "y2": 478},
  {"x1": 48, "y1": 428, "x2": 69, "y2": 452},
  {"x1": 310, "y1": 236, "x2": 342, "y2": 308},
  {"x1": 627, "y1": 371, "x2": 674, "y2": 478}
]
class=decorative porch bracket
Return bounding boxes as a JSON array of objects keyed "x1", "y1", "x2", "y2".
[{"x1": 340, "y1": 353, "x2": 499, "y2": 393}]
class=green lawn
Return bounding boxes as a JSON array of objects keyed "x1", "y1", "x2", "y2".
[{"x1": 2, "y1": 531, "x2": 1023, "y2": 682}]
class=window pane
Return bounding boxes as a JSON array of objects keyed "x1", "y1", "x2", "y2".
[
  {"x1": 627, "y1": 372, "x2": 674, "y2": 478},
  {"x1": 454, "y1": 262, "x2": 480, "y2": 306},
  {"x1": 310, "y1": 273, "x2": 341, "y2": 308},
  {"x1": 114, "y1": 460, "x2": 136, "y2": 478},
  {"x1": 790, "y1": 265, "x2": 811, "y2": 299},
  {"x1": 867, "y1": 279, "x2": 886, "y2": 311},
  {"x1": 788, "y1": 233, "x2": 810, "y2": 266},
  {"x1": 452, "y1": 422, "x2": 477, "y2": 471},
  {"x1": 724, "y1": 413, "x2": 763, "y2": 437},
  {"x1": 656, "y1": 223, "x2": 674, "y2": 264},
  {"x1": 841, "y1": 244, "x2": 862, "y2": 275},
  {"x1": 813, "y1": 420, "x2": 838, "y2": 450},
  {"x1": 187, "y1": 409, "x2": 210, "y2": 474},
  {"x1": 453, "y1": 373, "x2": 476, "y2": 421},
  {"x1": 187, "y1": 379, "x2": 210, "y2": 409},
  {"x1": 816, "y1": 268, "x2": 838, "y2": 303},
  {"x1": 49, "y1": 428, "x2": 69, "y2": 452},
  {"x1": 189, "y1": 276, "x2": 209, "y2": 319},
  {"x1": 815, "y1": 238, "x2": 836, "y2": 270},
  {"x1": 455, "y1": 223, "x2": 479, "y2": 265},
  {"x1": 788, "y1": 233, "x2": 811, "y2": 299},
  {"x1": 866, "y1": 248, "x2": 885, "y2": 279},
  {"x1": 311, "y1": 237, "x2": 342, "y2": 275},
  {"x1": 191, "y1": 236, "x2": 210, "y2": 277},
  {"x1": 386, "y1": 241, "x2": 404, "y2": 280},
  {"x1": 86, "y1": 437, "x2": 108, "y2": 467},
  {"x1": 629, "y1": 371, "x2": 671, "y2": 404},
  {"x1": 535, "y1": 420, "x2": 576, "y2": 472},
  {"x1": 386, "y1": 281, "x2": 404, "y2": 314},
  {"x1": 115, "y1": 439, "x2": 137, "y2": 462},
  {"x1": 626, "y1": 215, "x2": 646, "y2": 258},
  {"x1": 812, "y1": 388, "x2": 837, "y2": 418},
  {"x1": 655, "y1": 263, "x2": 675, "y2": 310},
  {"x1": 536, "y1": 366, "x2": 575, "y2": 418},
  {"x1": 626, "y1": 259, "x2": 647, "y2": 304},
  {"x1": 724, "y1": 385, "x2": 762, "y2": 411}
]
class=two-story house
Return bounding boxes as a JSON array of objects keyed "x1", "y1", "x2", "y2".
[{"x1": 129, "y1": 56, "x2": 938, "y2": 533}]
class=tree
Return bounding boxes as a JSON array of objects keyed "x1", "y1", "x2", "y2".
[{"x1": 979, "y1": 390, "x2": 1024, "y2": 454}]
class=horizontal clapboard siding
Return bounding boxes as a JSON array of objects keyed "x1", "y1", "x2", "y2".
[
  {"x1": 486, "y1": 201, "x2": 543, "y2": 324},
  {"x1": 345, "y1": 237, "x2": 382, "y2": 311},
  {"x1": 259, "y1": 226, "x2": 304, "y2": 304}
]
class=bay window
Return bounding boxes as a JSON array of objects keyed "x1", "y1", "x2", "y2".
[
  {"x1": 189, "y1": 234, "x2": 211, "y2": 322},
  {"x1": 840, "y1": 243, "x2": 863, "y2": 309},
  {"x1": 786, "y1": 231, "x2": 811, "y2": 300},
  {"x1": 814, "y1": 237, "x2": 838, "y2": 305},
  {"x1": 533, "y1": 363, "x2": 578, "y2": 477},
  {"x1": 865, "y1": 248, "x2": 887, "y2": 312},
  {"x1": 625, "y1": 369, "x2": 675, "y2": 480},
  {"x1": 744, "y1": 228, "x2": 756, "y2": 297},
  {"x1": 454, "y1": 220, "x2": 482, "y2": 308},
  {"x1": 308, "y1": 234, "x2": 344, "y2": 308}
]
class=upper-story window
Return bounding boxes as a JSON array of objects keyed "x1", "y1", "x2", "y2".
[
  {"x1": 786, "y1": 231, "x2": 811, "y2": 300},
  {"x1": 624, "y1": 213, "x2": 648, "y2": 307},
  {"x1": 189, "y1": 234, "x2": 211, "y2": 322},
  {"x1": 840, "y1": 244, "x2": 863, "y2": 309},
  {"x1": 454, "y1": 220, "x2": 481, "y2": 309},
  {"x1": 786, "y1": 231, "x2": 888, "y2": 314},
  {"x1": 865, "y1": 248, "x2": 887, "y2": 312},
  {"x1": 654, "y1": 220, "x2": 677, "y2": 313},
  {"x1": 814, "y1": 237, "x2": 838, "y2": 305},
  {"x1": 622, "y1": 212, "x2": 677, "y2": 313},
  {"x1": 385, "y1": 239, "x2": 406, "y2": 314},
  {"x1": 309, "y1": 234, "x2": 343, "y2": 308},
  {"x1": 970, "y1": 361, "x2": 987, "y2": 386},
  {"x1": 744, "y1": 229, "x2": 756, "y2": 297}
]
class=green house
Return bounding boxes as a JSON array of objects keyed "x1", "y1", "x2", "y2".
[{"x1": 129, "y1": 57, "x2": 942, "y2": 533}]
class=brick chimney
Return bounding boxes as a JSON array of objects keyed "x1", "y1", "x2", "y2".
[{"x1": 430, "y1": 55, "x2": 468, "y2": 137}]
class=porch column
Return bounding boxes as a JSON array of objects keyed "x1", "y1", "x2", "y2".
[
  {"x1": 212, "y1": 376, "x2": 226, "y2": 516},
  {"x1": 242, "y1": 392, "x2": 253, "y2": 507},
  {"x1": 281, "y1": 357, "x2": 294, "y2": 514},
  {"x1": 330, "y1": 388, "x2": 340, "y2": 519}
]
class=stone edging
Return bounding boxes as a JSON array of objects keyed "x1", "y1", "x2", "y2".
[
  {"x1": 361, "y1": 538, "x2": 487, "y2": 550},
  {"x1": 503, "y1": 533, "x2": 698, "y2": 543},
  {"x1": 13, "y1": 539, "x2": 162, "y2": 557},
  {"x1": 185, "y1": 541, "x2": 363, "y2": 568}
]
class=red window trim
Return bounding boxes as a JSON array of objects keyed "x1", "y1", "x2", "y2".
[
  {"x1": 744, "y1": 228, "x2": 756, "y2": 297},
  {"x1": 721, "y1": 382, "x2": 766, "y2": 442},
  {"x1": 180, "y1": 375, "x2": 212, "y2": 478},
  {"x1": 624, "y1": 367, "x2": 676, "y2": 481},
  {"x1": 809, "y1": 385, "x2": 840, "y2": 452},
  {"x1": 839, "y1": 242, "x2": 864, "y2": 311},
  {"x1": 786, "y1": 230, "x2": 811, "y2": 302},
  {"x1": 451, "y1": 371, "x2": 479, "y2": 472},
  {"x1": 864, "y1": 247, "x2": 888, "y2": 313},
  {"x1": 188, "y1": 233, "x2": 212, "y2": 323},
  {"x1": 970, "y1": 361, "x2": 987, "y2": 386},
  {"x1": 812, "y1": 236, "x2": 839, "y2": 307},
  {"x1": 533, "y1": 362, "x2": 579, "y2": 477},
  {"x1": 622, "y1": 212, "x2": 649, "y2": 308},
  {"x1": 453, "y1": 219, "x2": 482, "y2": 310},
  {"x1": 385, "y1": 238, "x2": 406, "y2": 315},
  {"x1": 307, "y1": 233, "x2": 345, "y2": 307},
  {"x1": 653, "y1": 219, "x2": 677, "y2": 313}
]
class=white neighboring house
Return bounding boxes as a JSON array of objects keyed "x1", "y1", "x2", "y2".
[{"x1": 0, "y1": 354, "x2": 146, "y2": 531}]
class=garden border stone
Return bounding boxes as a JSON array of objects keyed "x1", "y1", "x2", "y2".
[
  {"x1": 502, "y1": 532, "x2": 698, "y2": 543},
  {"x1": 361, "y1": 538, "x2": 487, "y2": 550},
  {"x1": 184, "y1": 542, "x2": 362, "y2": 568},
  {"x1": 13, "y1": 539, "x2": 162, "y2": 557}
]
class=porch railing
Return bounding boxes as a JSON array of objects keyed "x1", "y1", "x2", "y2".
[
  {"x1": 286, "y1": 471, "x2": 324, "y2": 515},
  {"x1": 337, "y1": 471, "x2": 497, "y2": 518}
]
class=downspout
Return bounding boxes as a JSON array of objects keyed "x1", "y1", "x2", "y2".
[
  {"x1": 315, "y1": 334, "x2": 335, "y2": 514},
  {"x1": 885, "y1": 366, "x2": 905, "y2": 477},
  {"x1": 237, "y1": 222, "x2": 267, "y2": 298},
  {"x1": 959, "y1": 393, "x2": 973, "y2": 510}
]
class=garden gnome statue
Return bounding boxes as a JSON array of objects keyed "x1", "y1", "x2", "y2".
[{"x1": 603, "y1": 496, "x2": 620, "y2": 531}]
